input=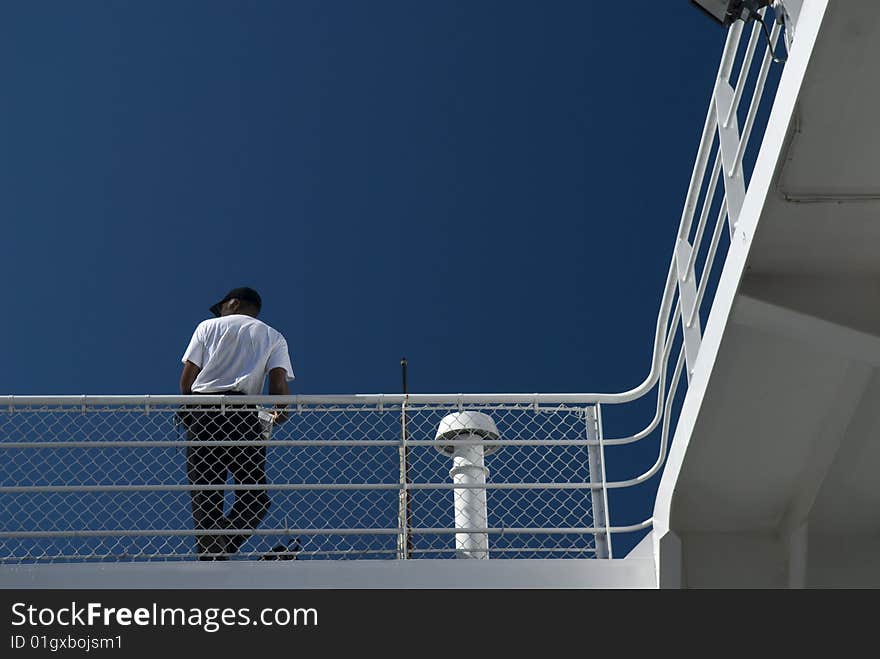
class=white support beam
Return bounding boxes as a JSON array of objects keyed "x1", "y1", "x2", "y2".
[
  {"x1": 654, "y1": 529, "x2": 682, "y2": 589},
  {"x1": 731, "y1": 294, "x2": 880, "y2": 367}
]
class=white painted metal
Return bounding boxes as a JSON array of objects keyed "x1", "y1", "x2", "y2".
[
  {"x1": 435, "y1": 411, "x2": 500, "y2": 559},
  {"x1": 0, "y1": 482, "x2": 612, "y2": 494},
  {"x1": 731, "y1": 22, "x2": 782, "y2": 177},
  {"x1": 0, "y1": 521, "x2": 654, "y2": 541},
  {"x1": 775, "y1": 0, "x2": 804, "y2": 52},
  {"x1": 714, "y1": 77, "x2": 747, "y2": 235},
  {"x1": 676, "y1": 238, "x2": 702, "y2": 379},
  {"x1": 398, "y1": 399, "x2": 410, "y2": 559},
  {"x1": 606, "y1": 350, "x2": 686, "y2": 490},
  {"x1": 0, "y1": 400, "x2": 621, "y2": 562},
  {"x1": 686, "y1": 198, "x2": 730, "y2": 328},
  {"x1": 585, "y1": 406, "x2": 610, "y2": 558},
  {"x1": 723, "y1": 17, "x2": 764, "y2": 129},
  {"x1": 450, "y1": 445, "x2": 491, "y2": 559},
  {"x1": 0, "y1": 552, "x2": 658, "y2": 589},
  {"x1": 683, "y1": 156, "x2": 721, "y2": 278}
]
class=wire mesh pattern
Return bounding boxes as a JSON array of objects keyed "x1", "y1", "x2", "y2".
[{"x1": 0, "y1": 399, "x2": 606, "y2": 563}]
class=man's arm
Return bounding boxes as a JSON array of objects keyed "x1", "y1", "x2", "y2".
[
  {"x1": 268, "y1": 367, "x2": 290, "y2": 423},
  {"x1": 180, "y1": 360, "x2": 202, "y2": 395}
]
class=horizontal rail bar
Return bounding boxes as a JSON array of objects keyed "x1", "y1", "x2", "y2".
[
  {"x1": 1, "y1": 547, "x2": 601, "y2": 561},
  {"x1": 0, "y1": 481, "x2": 604, "y2": 493},
  {"x1": 407, "y1": 547, "x2": 596, "y2": 556},
  {"x1": 0, "y1": 394, "x2": 602, "y2": 406},
  {"x1": 605, "y1": 348, "x2": 686, "y2": 489},
  {"x1": 0, "y1": 520, "x2": 653, "y2": 540},
  {"x1": 604, "y1": 295, "x2": 680, "y2": 445},
  {"x1": 0, "y1": 439, "x2": 597, "y2": 449}
]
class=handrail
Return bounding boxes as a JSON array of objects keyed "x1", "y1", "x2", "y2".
[{"x1": 0, "y1": 521, "x2": 654, "y2": 540}]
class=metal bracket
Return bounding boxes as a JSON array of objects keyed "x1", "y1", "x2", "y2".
[
  {"x1": 676, "y1": 239, "x2": 702, "y2": 381},
  {"x1": 774, "y1": 0, "x2": 802, "y2": 54},
  {"x1": 714, "y1": 78, "x2": 746, "y2": 238}
]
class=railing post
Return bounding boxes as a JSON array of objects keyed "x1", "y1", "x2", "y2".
[
  {"x1": 397, "y1": 399, "x2": 411, "y2": 559},
  {"x1": 676, "y1": 238, "x2": 702, "y2": 380},
  {"x1": 585, "y1": 406, "x2": 610, "y2": 558}
]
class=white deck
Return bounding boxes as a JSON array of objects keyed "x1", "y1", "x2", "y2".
[{"x1": 2, "y1": 532, "x2": 656, "y2": 589}]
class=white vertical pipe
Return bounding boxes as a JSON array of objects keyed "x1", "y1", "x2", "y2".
[
  {"x1": 435, "y1": 411, "x2": 500, "y2": 559},
  {"x1": 450, "y1": 438, "x2": 490, "y2": 559}
]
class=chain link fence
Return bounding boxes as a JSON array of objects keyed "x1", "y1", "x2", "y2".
[{"x1": 0, "y1": 397, "x2": 609, "y2": 563}]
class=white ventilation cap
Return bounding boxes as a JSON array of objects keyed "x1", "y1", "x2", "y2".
[{"x1": 434, "y1": 411, "x2": 501, "y2": 456}]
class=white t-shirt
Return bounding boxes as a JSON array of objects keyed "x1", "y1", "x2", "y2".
[{"x1": 181, "y1": 314, "x2": 295, "y2": 395}]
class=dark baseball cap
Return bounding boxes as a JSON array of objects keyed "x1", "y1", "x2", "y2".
[{"x1": 210, "y1": 287, "x2": 262, "y2": 317}]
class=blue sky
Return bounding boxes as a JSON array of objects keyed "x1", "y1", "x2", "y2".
[{"x1": 1, "y1": 2, "x2": 759, "y2": 555}]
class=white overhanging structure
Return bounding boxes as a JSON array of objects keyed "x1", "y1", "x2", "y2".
[{"x1": 2, "y1": 0, "x2": 876, "y2": 588}]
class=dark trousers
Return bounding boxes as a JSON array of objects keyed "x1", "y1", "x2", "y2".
[{"x1": 182, "y1": 397, "x2": 271, "y2": 560}]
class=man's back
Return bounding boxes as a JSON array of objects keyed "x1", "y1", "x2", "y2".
[
  {"x1": 182, "y1": 314, "x2": 294, "y2": 395},
  {"x1": 179, "y1": 287, "x2": 296, "y2": 560}
]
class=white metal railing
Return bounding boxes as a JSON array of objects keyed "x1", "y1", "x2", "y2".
[
  {"x1": 0, "y1": 8, "x2": 794, "y2": 564},
  {"x1": 0, "y1": 398, "x2": 631, "y2": 562}
]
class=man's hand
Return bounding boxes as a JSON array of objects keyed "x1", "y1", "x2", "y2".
[{"x1": 268, "y1": 367, "x2": 290, "y2": 423}]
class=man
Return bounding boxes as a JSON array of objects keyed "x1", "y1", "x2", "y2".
[{"x1": 179, "y1": 286, "x2": 295, "y2": 560}]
